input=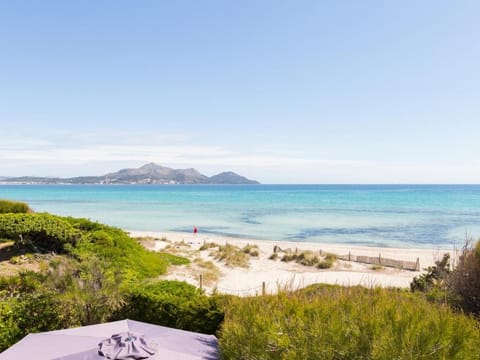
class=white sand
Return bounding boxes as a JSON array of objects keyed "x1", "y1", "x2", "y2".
[{"x1": 130, "y1": 230, "x2": 455, "y2": 296}]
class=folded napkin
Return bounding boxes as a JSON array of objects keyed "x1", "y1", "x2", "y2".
[{"x1": 98, "y1": 332, "x2": 157, "y2": 359}]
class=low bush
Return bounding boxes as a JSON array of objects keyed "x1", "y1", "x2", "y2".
[
  {"x1": 115, "y1": 280, "x2": 224, "y2": 335},
  {"x1": 0, "y1": 213, "x2": 79, "y2": 252},
  {"x1": 317, "y1": 260, "x2": 333, "y2": 269},
  {"x1": 448, "y1": 241, "x2": 480, "y2": 314},
  {"x1": 242, "y1": 244, "x2": 259, "y2": 257},
  {"x1": 281, "y1": 250, "x2": 335, "y2": 269},
  {"x1": 199, "y1": 242, "x2": 218, "y2": 251},
  {"x1": 214, "y1": 244, "x2": 249, "y2": 268},
  {"x1": 411, "y1": 253, "x2": 450, "y2": 293},
  {"x1": 65, "y1": 219, "x2": 186, "y2": 280},
  {"x1": 0, "y1": 200, "x2": 30, "y2": 214},
  {"x1": 158, "y1": 252, "x2": 190, "y2": 266},
  {"x1": 219, "y1": 285, "x2": 480, "y2": 359},
  {"x1": 318, "y1": 253, "x2": 336, "y2": 269},
  {"x1": 281, "y1": 252, "x2": 297, "y2": 262},
  {"x1": 269, "y1": 253, "x2": 279, "y2": 260},
  {"x1": 297, "y1": 251, "x2": 320, "y2": 266},
  {"x1": 0, "y1": 271, "x2": 80, "y2": 352}
]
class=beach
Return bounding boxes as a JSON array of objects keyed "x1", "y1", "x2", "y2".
[{"x1": 130, "y1": 230, "x2": 454, "y2": 296}]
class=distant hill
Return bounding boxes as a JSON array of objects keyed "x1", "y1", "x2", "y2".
[
  {"x1": 1, "y1": 163, "x2": 260, "y2": 185},
  {"x1": 208, "y1": 171, "x2": 257, "y2": 184}
]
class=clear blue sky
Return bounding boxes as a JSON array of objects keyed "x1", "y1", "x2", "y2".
[{"x1": 1, "y1": 1, "x2": 479, "y2": 183}]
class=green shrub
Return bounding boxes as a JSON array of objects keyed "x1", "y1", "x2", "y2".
[
  {"x1": 115, "y1": 280, "x2": 224, "y2": 334},
  {"x1": 0, "y1": 213, "x2": 188, "y2": 281},
  {"x1": 67, "y1": 219, "x2": 181, "y2": 280},
  {"x1": 0, "y1": 271, "x2": 45, "y2": 297},
  {"x1": 219, "y1": 285, "x2": 480, "y2": 359},
  {"x1": 63, "y1": 217, "x2": 104, "y2": 232},
  {"x1": 158, "y1": 252, "x2": 190, "y2": 266},
  {"x1": 0, "y1": 200, "x2": 30, "y2": 214},
  {"x1": 448, "y1": 241, "x2": 480, "y2": 315},
  {"x1": 0, "y1": 288, "x2": 79, "y2": 352},
  {"x1": 411, "y1": 253, "x2": 450, "y2": 293},
  {"x1": 0, "y1": 213, "x2": 79, "y2": 252}
]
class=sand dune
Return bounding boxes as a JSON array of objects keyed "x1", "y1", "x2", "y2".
[{"x1": 130, "y1": 230, "x2": 455, "y2": 296}]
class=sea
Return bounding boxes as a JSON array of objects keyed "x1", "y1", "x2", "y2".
[{"x1": 0, "y1": 184, "x2": 479, "y2": 249}]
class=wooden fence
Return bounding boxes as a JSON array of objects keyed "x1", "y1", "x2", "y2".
[
  {"x1": 272, "y1": 246, "x2": 421, "y2": 272},
  {"x1": 337, "y1": 252, "x2": 420, "y2": 271}
]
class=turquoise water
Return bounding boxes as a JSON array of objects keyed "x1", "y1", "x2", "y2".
[{"x1": 0, "y1": 184, "x2": 479, "y2": 248}]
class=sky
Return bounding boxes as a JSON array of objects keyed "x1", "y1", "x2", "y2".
[{"x1": 0, "y1": 0, "x2": 479, "y2": 184}]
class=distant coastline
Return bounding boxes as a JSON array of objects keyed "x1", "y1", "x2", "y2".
[{"x1": 0, "y1": 162, "x2": 259, "y2": 185}]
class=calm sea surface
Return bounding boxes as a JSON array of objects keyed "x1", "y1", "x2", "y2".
[{"x1": 0, "y1": 184, "x2": 479, "y2": 249}]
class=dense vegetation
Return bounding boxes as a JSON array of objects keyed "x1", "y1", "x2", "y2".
[
  {"x1": 0, "y1": 211, "x2": 216, "y2": 352},
  {"x1": 220, "y1": 285, "x2": 480, "y2": 359},
  {"x1": 115, "y1": 281, "x2": 224, "y2": 334},
  {"x1": 0, "y1": 199, "x2": 30, "y2": 214},
  {"x1": 1, "y1": 204, "x2": 480, "y2": 359},
  {"x1": 411, "y1": 241, "x2": 480, "y2": 316},
  {"x1": 0, "y1": 213, "x2": 79, "y2": 252}
]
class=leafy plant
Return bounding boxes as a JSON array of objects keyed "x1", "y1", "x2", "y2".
[
  {"x1": 114, "y1": 281, "x2": 224, "y2": 334},
  {"x1": 0, "y1": 213, "x2": 79, "y2": 252},
  {"x1": 0, "y1": 200, "x2": 30, "y2": 214},
  {"x1": 411, "y1": 253, "x2": 451, "y2": 292}
]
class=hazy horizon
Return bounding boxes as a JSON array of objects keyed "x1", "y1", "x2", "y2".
[{"x1": 1, "y1": 1, "x2": 479, "y2": 184}]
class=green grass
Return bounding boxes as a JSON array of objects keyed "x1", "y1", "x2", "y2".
[
  {"x1": 158, "y1": 252, "x2": 190, "y2": 266},
  {"x1": 219, "y1": 285, "x2": 480, "y2": 359}
]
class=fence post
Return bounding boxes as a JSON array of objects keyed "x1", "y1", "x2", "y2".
[
  {"x1": 415, "y1": 257, "x2": 420, "y2": 271},
  {"x1": 348, "y1": 251, "x2": 351, "y2": 261},
  {"x1": 262, "y1": 281, "x2": 266, "y2": 296},
  {"x1": 378, "y1": 253, "x2": 382, "y2": 265},
  {"x1": 199, "y1": 274, "x2": 203, "y2": 290}
]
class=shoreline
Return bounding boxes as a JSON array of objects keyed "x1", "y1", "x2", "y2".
[{"x1": 129, "y1": 230, "x2": 455, "y2": 296}]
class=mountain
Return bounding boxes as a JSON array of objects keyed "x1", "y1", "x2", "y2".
[
  {"x1": 208, "y1": 171, "x2": 258, "y2": 184},
  {"x1": 100, "y1": 163, "x2": 210, "y2": 184},
  {"x1": 1, "y1": 163, "x2": 260, "y2": 185}
]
